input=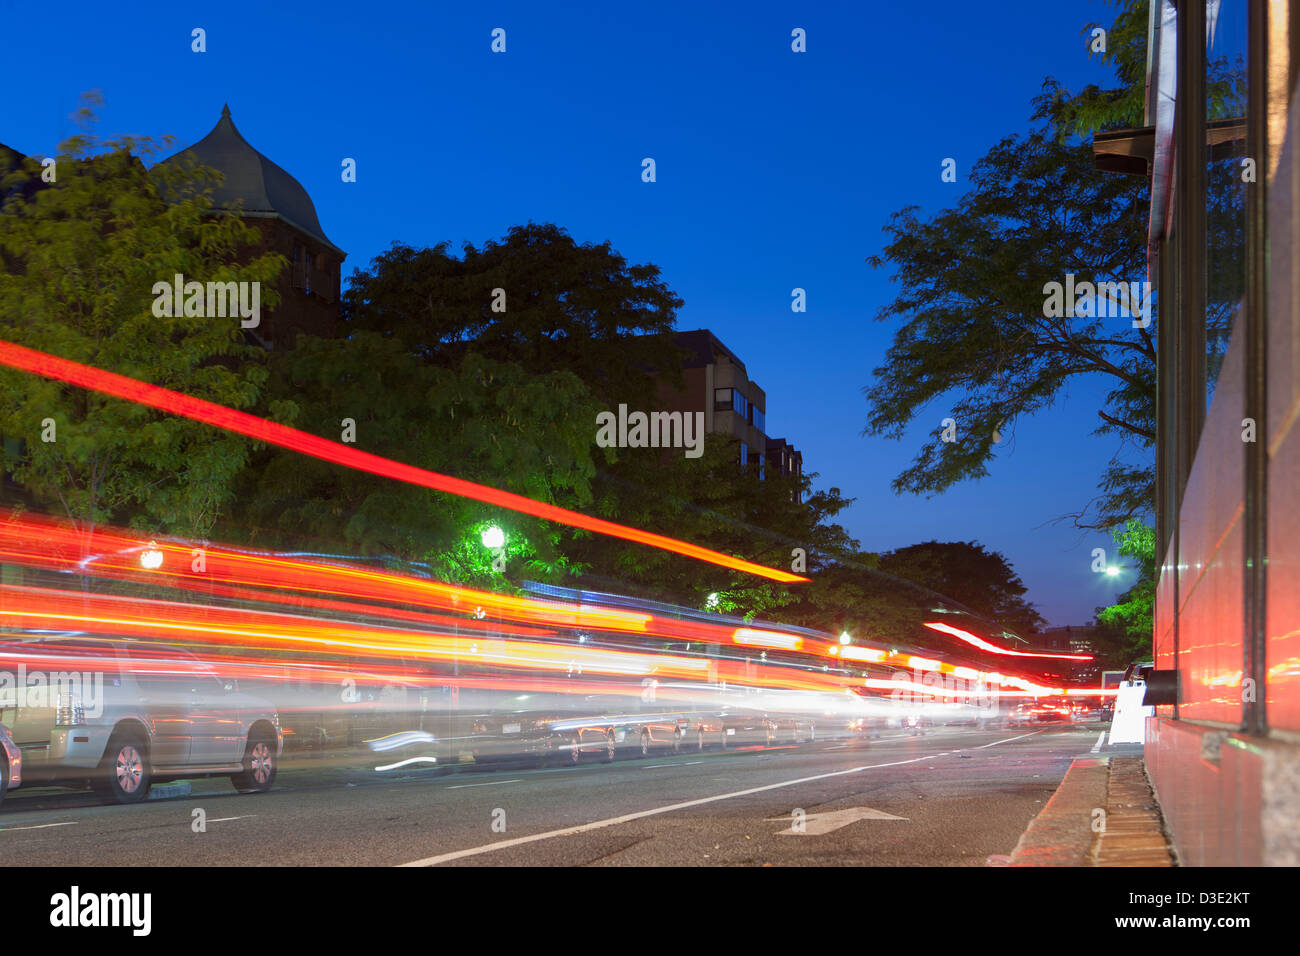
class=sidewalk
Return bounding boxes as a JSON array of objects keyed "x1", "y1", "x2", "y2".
[{"x1": 990, "y1": 750, "x2": 1175, "y2": 867}]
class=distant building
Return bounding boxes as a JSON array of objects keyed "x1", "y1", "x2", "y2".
[
  {"x1": 659, "y1": 329, "x2": 802, "y2": 486},
  {"x1": 157, "y1": 105, "x2": 346, "y2": 348},
  {"x1": 1033, "y1": 624, "x2": 1098, "y2": 657}
]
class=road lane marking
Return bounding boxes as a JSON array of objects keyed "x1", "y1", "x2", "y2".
[
  {"x1": 401, "y1": 732, "x2": 1037, "y2": 866},
  {"x1": 0, "y1": 821, "x2": 78, "y2": 832},
  {"x1": 641, "y1": 761, "x2": 703, "y2": 769},
  {"x1": 1091, "y1": 731, "x2": 1106, "y2": 753},
  {"x1": 207, "y1": 816, "x2": 254, "y2": 824},
  {"x1": 767, "y1": 806, "x2": 908, "y2": 835},
  {"x1": 446, "y1": 779, "x2": 522, "y2": 790},
  {"x1": 974, "y1": 731, "x2": 1043, "y2": 749}
]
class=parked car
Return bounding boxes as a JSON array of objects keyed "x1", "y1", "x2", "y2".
[
  {"x1": 4, "y1": 638, "x2": 282, "y2": 804},
  {"x1": 0, "y1": 723, "x2": 21, "y2": 808}
]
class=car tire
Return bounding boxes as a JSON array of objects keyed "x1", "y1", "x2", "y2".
[
  {"x1": 639, "y1": 731, "x2": 650, "y2": 758},
  {"x1": 568, "y1": 734, "x2": 582, "y2": 766},
  {"x1": 672, "y1": 729, "x2": 682, "y2": 754},
  {"x1": 232, "y1": 730, "x2": 277, "y2": 793},
  {"x1": 698, "y1": 727, "x2": 705, "y2": 752},
  {"x1": 93, "y1": 731, "x2": 151, "y2": 805},
  {"x1": 602, "y1": 730, "x2": 616, "y2": 764}
]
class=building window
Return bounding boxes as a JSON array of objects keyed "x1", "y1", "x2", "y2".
[
  {"x1": 714, "y1": 388, "x2": 733, "y2": 412},
  {"x1": 739, "y1": 443, "x2": 748, "y2": 466}
]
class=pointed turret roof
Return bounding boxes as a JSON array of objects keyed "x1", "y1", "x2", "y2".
[{"x1": 161, "y1": 105, "x2": 343, "y2": 255}]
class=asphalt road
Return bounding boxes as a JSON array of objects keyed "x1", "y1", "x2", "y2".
[{"x1": 2, "y1": 724, "x2": 1120, "y2": 866}]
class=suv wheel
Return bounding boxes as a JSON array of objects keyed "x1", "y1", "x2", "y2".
[
  {"x1": 602, "y1": 730, "x2": 616, "y2": 764},
  {"x1": 568, "y1": 734, "x2": 582, "y2": 766},
  {"x1": 94, "y1": 731, "x2": 151, "y2": 805},
  {"x1": 232, "y1": 730, "x2": 277, "y2": 793}
]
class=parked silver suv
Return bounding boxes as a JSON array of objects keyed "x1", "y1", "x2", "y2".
[{"x1": 0, "y1": 638, "x2": 282, "y2": 804}]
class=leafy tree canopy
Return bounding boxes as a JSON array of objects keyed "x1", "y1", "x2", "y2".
[{"x1": 0, "y1": 93, "x2": 281, "y2": 540}]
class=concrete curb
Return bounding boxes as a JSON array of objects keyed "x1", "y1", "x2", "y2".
[
  {"x1": 1004, "y1": 755, "x2": 1110, "y2": 866},
  {"x1": 993, "y1": 754, "x2": 1176, "y2": 867}
]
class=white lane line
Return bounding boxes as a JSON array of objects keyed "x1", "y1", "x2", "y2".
[
  {"x1": 1091, "y1": 731, "x2": 1106, "y2": 753},
  {"x1": 401, "y1": 733, "x2": 1040, "y2": 866},
  {"x1": 446, "y1": 779, "x2": 522, "y2": 790},
  {"x1": 207, "y1": 815, "x2": 254, "y2": 824},
  {"x1": 0, "y1": 821, "x2": 79, "y2": 832},
  {"x1": 641, "y1": 761, "x2": 704, "y2": 769},
  {"x1": 973, "y1": 731, "x2": 1043, "y2": 749}
]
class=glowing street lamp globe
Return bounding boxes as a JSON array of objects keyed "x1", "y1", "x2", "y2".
[
  {"x1": 480, "y1": 526, "x2": 505, "y2": 550},
  {"x1": 140, "y1": 542, "x2": 164, "y2": 570}
]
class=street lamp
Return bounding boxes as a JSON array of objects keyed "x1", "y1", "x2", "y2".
[
  {"x1": 140, "y1": 542, "x2": 164, "y2": 570},
  {"x1": 705, "y1": 592, "x2": 720, "y2": 609},
  {"x1": 1105, "y1": 566, "x2": 1122, "y2": 577},
  {"x1": 480, "y1": 525, "x2": 505, "y2": 550},
  {"x1": 839, "y1": 632, "x2": 852, "y2": 645}
]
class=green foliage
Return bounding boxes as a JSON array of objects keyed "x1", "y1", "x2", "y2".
[
  {"x1": 226, "y1": 329, "x2": 602, "y2": 586},
  {"x1": 864, "y1": 0, "x2": 1246, "y2": 532},
  {"x1": 864, "y1": 88, "x2": 1152, "y2": 529},
  {"x1": 0, "y1": 93, "x2": 282, "y2": 538},
  {"x1": 1056, "y1": 0, "x2": 1151, "y2": 136},
  {"x1": 1094, "y1": 518, "x2": 1155, "y2": 665},
  {"x1": 342, "y1": 223, "x2": 685, "y2": 406},
  {"x1": 874, "y1": 540, "x2": 1045, "y2": 638}
]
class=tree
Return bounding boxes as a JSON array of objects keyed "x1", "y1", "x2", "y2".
[
  {"x1": 862, "y1": 0, "x2": 1245, "y2": 531},
  {"x1": 225, "y1": 223, "x2": 691, "y2": 590},
  {"x1": 0, "y1": 94, "x2": 282, "y2": 545},
  {"x1": 1093, "y1": 518, "x2": 1155, "y2": 667},
  {"x1": 863, "y1": 87, "x2": 1152, "y2": 530},
  {"x1": 222, "y1": 328, "x2": 606, "y2": 591},
  {"x1": 873, "y1": 540, "x2": 1045, "y2": 638},
  {"x1": 341, "y1": 223, "x2": 685, "y2": 407},
  {"x1": 566, "y1": 433, "x2": 862, "y2": 621}
]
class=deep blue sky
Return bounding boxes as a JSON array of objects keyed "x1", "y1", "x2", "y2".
[{"x1": 4, "y1": 0, "x2": 1144, "y2": 625}]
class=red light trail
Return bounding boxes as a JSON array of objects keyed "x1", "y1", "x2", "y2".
[
  {"x1": 0, "y1": 339, "x2": 806, "y2": 584},
  {"x1": 923, "y1": 621, "x2": 1095, "y2": 661}
]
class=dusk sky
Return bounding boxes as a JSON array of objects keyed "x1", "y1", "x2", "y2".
[{"x1": 4, "y1": 0, "x2": 1143, "y2": 625}]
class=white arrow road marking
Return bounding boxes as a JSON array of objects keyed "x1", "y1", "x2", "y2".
[
  {"x1": 400, "y1": 731, "x2": 1037, "y2": 866},
  {"x1": 768, "y1": 806, "x2": 908, "y2": 835}
]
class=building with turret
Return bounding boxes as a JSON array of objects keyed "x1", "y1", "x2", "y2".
[{"x1": 158, "y1": 105, "x2": 345, "y2": 348}]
